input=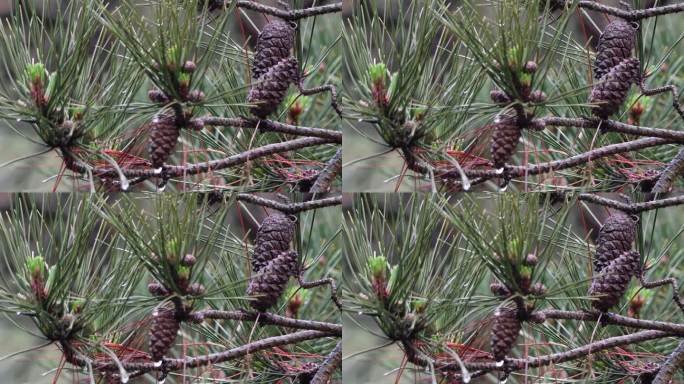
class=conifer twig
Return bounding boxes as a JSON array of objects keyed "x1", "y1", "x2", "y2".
[
  {"x1": 199, "y1": 116, "x2": 342, "y2": 142},
  {"x1": 653, "y1": 339, "x2": 684, "y2": 384},
  {"x1": 577, "y1": 193, "x2": 684, "y2": 214},
  {"x1": 309, "y1": 148, "x2": 342, "y2": 194},
  {"x1": 310, "y1": 341, "x2": 342, "y2": 384},
  {"x1": 570, "y1": 1, "x2": 684, "y2": 21},
  {"x1": 230, "y1": 1, "x2": 342, "y2": 21},
  {"x1": 236, "y1": 193, "x2": 342, "y2": 213},
  {"x1": 187, "y1": 309, "x2": 341, "y2": 335}
]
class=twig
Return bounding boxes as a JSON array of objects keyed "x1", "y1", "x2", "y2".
[
  {"x1": 653, "y1": 339, "x2": 684, "y2": 384},
  {"x1": 571, "y1": 1, "x2": 684, "y2": 21},
  {"x1": 297, "y1": 79, "x2": 342, "y2": 117},
  {"x1": 540, "y1": 116, "x2": 684, "y2": 142},
  {"x1": 461, "y1": 330, "x2": 672, "y2": 371},
  {"x1": 577, "y1": 193, "x2": 684, "y2": 214},
  {"x1": 231, "y1": 1, "x2": 342, "y2": 20},
  {"x1": 187, "y1": 309, "x2": 341, "y2": 335},
  {"x1": 64, "y1": 330, "x2": 335, "y2": 373},
  {"x1": 311, "y1": 341, "x2": 342, "y2": 384},
  {"x1": 538, "y1": 309, "x2": 684, "y2": 334},
  {"x1": 236, "y1": 193, "x2": 342, "y2": 214},
  {"x1": 309, "y1": 148, "x2": 342, "y2": 194},
  {"x1": 66, "y1": 136, "x2": 334, "y2": 179},
  {"x1": 639, "y1": 269, "x2": 684, "y2": 314},
  {"x1": 199, "y1": 116, "x2": 342, "y2": 142},
  {"x1": 652, "y1": 147, "x2": 684, "y2": 194},
  {"x1": 639, "y1": 78, "x2": 684, "y2": 122},
  {"x1": 298, "y1": 269, "x2": 342, "y2": 309}
]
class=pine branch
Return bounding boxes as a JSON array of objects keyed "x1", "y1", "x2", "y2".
[
  {"x1": 65, "y1": 136, "x2": 334, "y2": 180},
  {"x1": 577, "y1": 193, "x2": 684, "y2": 214},
  {"x1": 310, "y1": 340, "x2": 342, "y2": 384},
  {"x1": 64, "y1": 329, "x2": 335, "y2": 373},
  {"x1": 309, "y1": 148, "x2": 342, "y2": 194},
  {"x1": 538, "y1": 309, "x2": 684, "y2": 334},
  {"x1": 461, "y1": 330, "x2": 672, "y2": 371},
  {"x1": 540, "y1": 116, "x2": 684, "y2": 142},
  {"x1": 652, "y1": 148, "x2": 684, "y2": 193},
  {"x1": 570, "y1": 1, "x2": 684, "y2": 21},
  {"x1": 653, "y1": 339, "x2": 684, "y2": 384},
  {"x1": 230, "y1": 1, "x2": 342, "y2": 20},
  {"x1": 236, "y1": 193, "x2": 342, "y2": 213},
  {"x1": 187, "y1": 309, "x2": 341, "y2": 335},
  {"x1": 199, "y1": 116, "x2": 342, "y2": 142}
]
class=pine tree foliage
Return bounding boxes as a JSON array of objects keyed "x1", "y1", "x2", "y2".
[
  {"x1": 0, "y1": 0, "x2": 342, "y2": 192},
  {"x1": 0, "y1": 193, "x2": 342, "y2": 383},
  {"x1": 343, "y1": 0, "x2": 684, "y2": 192},
  {"x1": 343, "y1": 192, "x2": 684, "y2": 383}
]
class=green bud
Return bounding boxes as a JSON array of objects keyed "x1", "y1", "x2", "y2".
[
  {"x1": 368, "y1": 63, "x2": 387, "y2": 85},
  {"x1": 26, "y1": 256, "x2": 45, "y2": 279},
  {"x1": 177, "y1": 265, "x2": 191, "y2": 281},
  {"x1": 519, "y1": 265, "x2": 532, "y2": 281},
  {"x1": 25, "y1": 63, "x2": 46, "y2": 84},
  {"x1": 411, "y1": 298, "x2": 428, "y2": 313},
  {"x1": 519, "y1": 73, "x2": 532, "y2": 88},
  {"x1": 367, "y1": 255, "x2": 387, "y2": 279},
  {"x1": 507, "y1": 46, "x2": 521, "y2": 69},
  {"x1": 178, "y1": 72, "x2": 191, "y2": 87},
  {"x1": 507, "y1": 238, "x2": 521, "y2": 260}
]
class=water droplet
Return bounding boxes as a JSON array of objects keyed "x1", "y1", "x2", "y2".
[
  {"x1": 463, "y1": 374, "x2": 471, "y2": 383},
  {"x1": 159, "y1": 379, "x2": 165, "y2": 384},
  {"x1": 120, "y1": 179, "x2": 130, "y2": 191},
  {"x1": 152, "y1": 117, "x2": 160, "y2": 123},
  {"x1": 495, "y1": 360, "x2": 504, "y2": 367},
  {"x1": 16, "y1": 118, "x2": 21, "y2": 122},
  {"x1": 154, "y1": 167, "x2": 163, "y2": 175},
  {"x1": 120, "y1": 374, "x2": 130, "y2": 383},
  {"x1": 357, "y1": 311, "x2": 363, "y2": 315},
  {"x1": 501, "y1": 379, "x2": 507, "y2": 384},
  {"x1": 499, "y1": 184, "x2": 508, "y2": 192},
  {"x1": 158, "y1": 185, "x2": 166, "y2": 192},
  {"x1": 153, "y1": 360, "x2": 163, "y2": 368},
  {"x1": 495, "y1": 167, "x2": 504, "y2": 175},
  {"x1": 461, "y1": 179, "x2": 471, "y2": 191},
  {"x1": 357, "y1": 118, "x2": 363, "y2": 122},
  {"x1": 16, "y1": 311, "x2": 21, "y2": 316}
]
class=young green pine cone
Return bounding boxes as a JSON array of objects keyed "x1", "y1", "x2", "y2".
[
  {"x1": 589, "y1": 57, "x2": 640, "y2": 119},
  {"x1": 593, "y1": 19, "x2": 636, "y2": 79},
  {"x1": 147, "y1": 116, "x2": 180, "y2": 172},
  {"x1": 149, "y1": 306, "x2": 180, "y2": 363},
  {"x1": 246, "y1": 251, "x2": 298, "y2": 312},
  {"x1": 252, "y1": 19, "x2": 295, "y2": 79},
  {"x1": 251, "y1": 212, "x2": 295, "y2": 273},
  {"x1": 247, "y1": 57, "x2": 299, "y2": 118},
  {"x1": 491, "y1": 306, "x2": 521, "y2": 364},
  {"x1": 491, "y1": 116, "x2": 521, "y2": 171},
  {"x1": 589, "y1": 250, "x2": 640, "y2": 311},
  {"x1": 594, "y1": 211, "x2": 636, "y2": 273}
]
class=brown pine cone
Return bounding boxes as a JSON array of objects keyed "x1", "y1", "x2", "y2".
[
  {"x1": 491, "y1": 116, "x2": 521, "y2": 170},
  {"x1": 594, "y1": 211, "x2": 636, "y2": 273},
  {"x1": 491, "y1": 306, "x2": 521, "y2": 363},
  {"x1": 247, "y1": 57, "x2": 299, "y2": 118},
  {"x1": 252, "y1": 19, "x2": 295, "y2": 79},
  {"x1": 147, "y1": 116, "x2": 180, "y2": 172},
  {"x1": 251, "y1": 212, "x2": 295, "y2": 273},
  {"x1": 246, "y1": 251, "x2": 298, "y2": 312},
  {"x1": 149, "y1": 306, "x2": 180, "y2": 363},
  {"x1": 589, "y1": 250, "x2": 640, "y2": 311},
  {"x1": 593, "y1": 19, "x2": 636, "y2": 80},
  {"x1": 589, "y1": 57, "x2": 640, "y2": 119}
]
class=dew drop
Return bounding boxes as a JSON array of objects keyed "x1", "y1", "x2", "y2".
[
  {"x1": 120, "y1": 179, "x2": 130, "y2": 191},
  {"x1": 16, "y1": 118, "x2": 21, "y2": 122},
  {"x1": 463, "y1": 374, "x2": 471, "y2": 383},
  {"x1": 120, "y1": 375, "x2": 130, "y2": 383},
  {"x1": 154, "y1": 167, "x2": 163, "y2": 175},
  {"x1": 153, "y1": 360, "x2": 163, "y2": 368},
  {"x1": 461, "y1": 179, "x2": 471, "y2": 191},
  {"x1": 159, "y1": 379, "x2": 165, "y2": 384},
  {"x1": 16, "y1": 311, "x2": 21, "y2": 316},
  {"x1": 495, "y1": 360, "x2": 504, "y2": 367},
  {"x1": 357, "y1": 118, "x2": 363, "y2": 122},
  {"x1": 499, "y1": 184, "x2": 508, "y2": 192},
  {"x1": 357, "y1": 311, "x2": 363, "y2": 315},
  {"x1": 495, "y1": 167, "x2": 504, "y2": 175},
  {"x1": 501, "y1": 379, "x2": 507, "y2": 384},
  {"x1": 158, "y1": 185, "x2": 166, "y2": 192},
  {"x1": 152, "y1": 117, "x2": 160, "y2": 123}
]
